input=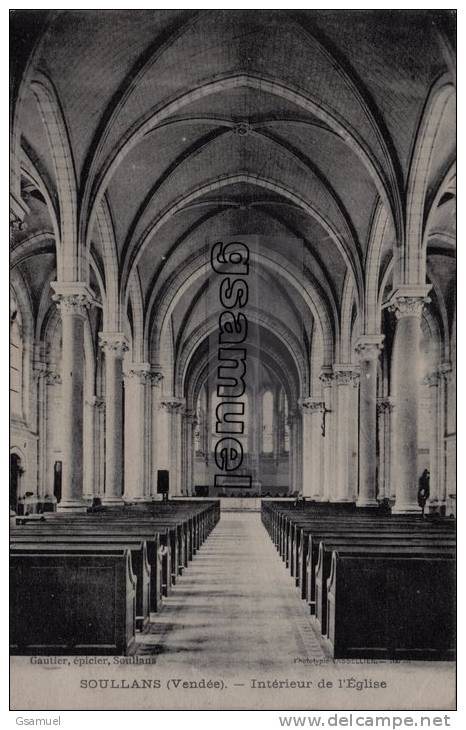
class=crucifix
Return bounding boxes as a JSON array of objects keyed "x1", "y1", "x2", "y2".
[{"x1": 321, "y1": 406, "x2": 332, "y2": 437}]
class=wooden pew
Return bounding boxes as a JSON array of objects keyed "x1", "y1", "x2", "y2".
[
  {"x1": 31, "y1": 515, "x2": 180, "y2": 590},
  {"x1": 11, "y1": 537, "x2": 151, "y2": 631},
  {"x1": 326, "y1": 549, "x2": 455, "y2": 659},
  {"x1": 302, "y1": 521, "x2": 455, "y2": 607},
  {"x1": 11, "y1": 523, "x2": 166, "y2": 610},
  {"x1": 291, "y1": 512, "x2": 453, "y2": 581},
  {"x1": 315, "y1": 540, "x2": 456, "y2": 637},
  {"x1": 10, "y1": 549, "x2": 136, "y2": 655}
]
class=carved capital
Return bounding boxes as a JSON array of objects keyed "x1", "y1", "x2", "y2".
[
  {"x1": 184, "y1": 409, "x2": 198, "y2": 426},
  {"x1": 51, "y1": 282, "x2": 94, "y2": 318},
  {"x1": 333, "y1": 364, "x2": 360, "y2": 386},
  {"x1": 439, "y1": 362, "x2": 453, "y2": 382},
  {"x1": 299, "y1": 398, "x2": 325, "y2": 414},
  {"x1": 377, "y1": 397, "x2": 394, "y2": 414},
  {"x1": 423, "y1": 372, "x2": 441, "y2": 387},
  {"x1": 99, "y1": 332, "x2": 129, "y2": 358},
  {"x1": 387, "y1": 286, "x2": 431, "y2": 320},
  {"x1": 149, "y1": 370, "x2": 164, "y2": 386},
  {"x1": 10, "y1": 193, "x2": 29, "y2": 243},
  {"x1": 318, "y1": 368, "x2": 334, "y2": 387},
  {"x1": 32, "y1": 362, "x2": 48, "y2": 382},
  {"x1": 124, "y1": 363, "x2": 151, "y2": 382},
  {"x1": 354, "y1": 335, "x2": 384, "y2": 361},
  {"x1": 45, "y1": 370, "x2": 62, "y2": 385},
  {"x1": 159, "y1": 398, "x2": 185, "y2": 414}
]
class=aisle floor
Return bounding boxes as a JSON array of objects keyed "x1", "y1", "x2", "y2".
[{"x1": 136, "y1": 511, "x2": 326, "y2": 671}]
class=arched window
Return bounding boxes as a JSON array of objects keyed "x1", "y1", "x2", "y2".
[
  {"x1": 262, "y1": 390, "x2": 273, "y2": 453},
  {"x1": 10, "y1": 292, "x2": 23, "y2": 418}
]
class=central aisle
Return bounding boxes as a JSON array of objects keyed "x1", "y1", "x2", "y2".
[{"x1": 137, "y1": 511, "x2": 326, "y2": 669}]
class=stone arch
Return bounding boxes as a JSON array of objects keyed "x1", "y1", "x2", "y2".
[
  {"x1": 127, "y1": 272, "x2": 145, "y2": 363},
  {"x1": 175, "y1": 308, "x2": 309, "y2": 402},
  {"x1": 186, "y1": 336, "x2": 299, "y2": 417},
  {"x1": 365, "y1": 198, "x2": 391, "y2": 334},
  {"x1": 423, "y1": 160, "x2": 456, "y2": 245},
  {"x1": 95, "y1": 195, "x2": 119, "y2": 330},
  {"x1": 85, "y1": 73, "x2": 398, "y2": 248},
  {"x1": 10, "y1": 270, "x2": 34, "y2": 425},
  {"x1": 403, "y1": 74, "x2": 455, "y2": 286},
  {"x1": 30, "y1": 71, "x2": 83, "y2": 282},
  {"x1": 124, "y1": 172, "x2": 363, "y2": 301},
  {"x1": 340, "y1": 272, "x2": 358, "y2": 363},
  {"x1": 147, "y1": 247, "x2": 335, "y2": 391}
]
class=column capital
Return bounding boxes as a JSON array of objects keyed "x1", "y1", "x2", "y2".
[
  {"x1": 318, "y1": 367, "x2": 334, "y2": 386},
  {"x1": 184, "y1": 409, "x2": 198, "y2": 425},
  {"x1": 332, "y1": 363, "x2": 360, "y2": 386},
  {"x1": 149, "y1": 369, "x2": 164, "y2": 386},
  {"x1": 32, "y1": 361, "x2": 48, "y2": 382},
  {"x1": 387, "y1": 285, "x2": 431, "y2": 319},
  {"x1": 376, "y1": 397, "x2": 394, "y2": 414},
  {"x1": 99, "y1": 332, "x2": 129, "y2": 358},
  {"x1": 354, "y1": 335, "x2": 384, "y2": 361},
  {"x1": 160, "y1": 397, "x2": 185, "y2": 414},
  {"x1": 299, "y1": 397, "x2": 325, "y2": 413},
  {"x1": 51, "y1": 281, "x2": 95, "y2": 318},
  {"x1": 10, "y1": 193, "x2": 29, "y2": 243},
  {"x1": 124, "y1": 362, "x2": 151, "y2": 382},
  {"x1": 439, "y1": 362, "x2": 453, "y2": 383},
  {"x1": 287, "y1": 409, "x2": 300, "y2": 426},
  {"x1": 423, "y1": 371, "x2": 441, "y2": 387},
  {"x1": 45, "y1": 370, "x2": 62, "y2": 385}
]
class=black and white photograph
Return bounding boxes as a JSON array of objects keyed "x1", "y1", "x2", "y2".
[{"x1": 9, "y1": 8, "x2": 456, "y2": 713}]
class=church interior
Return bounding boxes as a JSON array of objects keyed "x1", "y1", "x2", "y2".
[{"x1": 10, "y1": 10, "x2": 456, "y2": 676}]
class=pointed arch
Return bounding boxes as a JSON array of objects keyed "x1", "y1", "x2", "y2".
[{"x1": 403, "y1": 74, "x2": 455, "y2": 286}]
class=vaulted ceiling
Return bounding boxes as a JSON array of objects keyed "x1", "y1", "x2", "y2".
[{"x1": 10, "y1": 10, "x2": 456, "y2": 388}]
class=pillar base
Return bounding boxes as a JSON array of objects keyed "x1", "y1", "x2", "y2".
[
  {"x1": 57, "y1": 500, "x2": 88, "y2": 512},
  {"x1": 356, "y1": 498, "x2": 378, "y2": 508},
  {"x1": 392, "y1": 501, "x2": 421, "y2": 514},
  {"x1": 124, "y1": 495, "x2": 153, "y2": 503},
  {"x1": 101, "y1": 496, "x2": 125, "y2": 506},
  {"x1": 330, "y1": 497, "x2": 354, "y2": 503}
]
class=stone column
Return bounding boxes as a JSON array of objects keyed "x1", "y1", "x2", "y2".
[
  {"x1": 124, "y1": 363, "x2": 151, "y2": 501},
  {"x1": 319, "y1": 369, "x2": 336, "y2": 502},
  {"x1": 294, "y1": 410, "x2": 303, "y2": 495},
  {"x1": 51, "y1": 282, "x2": 93, "y2": 511},
  {"x1": 99, "y1": 332, "x2": 129, "y2": 504},
  {"x1": 273, "y1": 385, "x2": 281, "y2": 461},
  {"x1": 183, "y1": 410, "x2": 197, "y2": 496},
  {"x1": 287, "y1": 412, "x2": 295, "y2": 493},
  {"x1": 423, "y1": 366, "x2": 449, "y2": 512},
  {"x1": 333, "y1": 366, "x2": 360, "y2": 502},
  {"x1": 438, "y1": 363, "x2": 450, "y2": 509},
  {"x1": 149, "y1": 370, "x2": 164, "y2": 496},
  {"x1": 93, "y1": 397, "x2": 106, "y2": 497},
  {"x1": 354, "y1": 336, "x2": 384, "y2": 507},
  {"x1": 159, "y1": 398, "x2": 185, "y2": 496},
  {"x1": 45, "y1": 370, "x2": 62, "y2": 499},
  {"x1": 376, "y1": 398, "x2": 394, "y2": 501},
  {"x1": 388, "y1": 287, "x2": 431, "y2": 513},
  {"x1": 32, "y1": 350, "x2": 48, "y2": 497},
  {"x1": 83, "y1": 395, "x2": 98, "y2": 501},
  {"x1": 300, "y1": 398, "x2": 325, "y2": 499}
]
